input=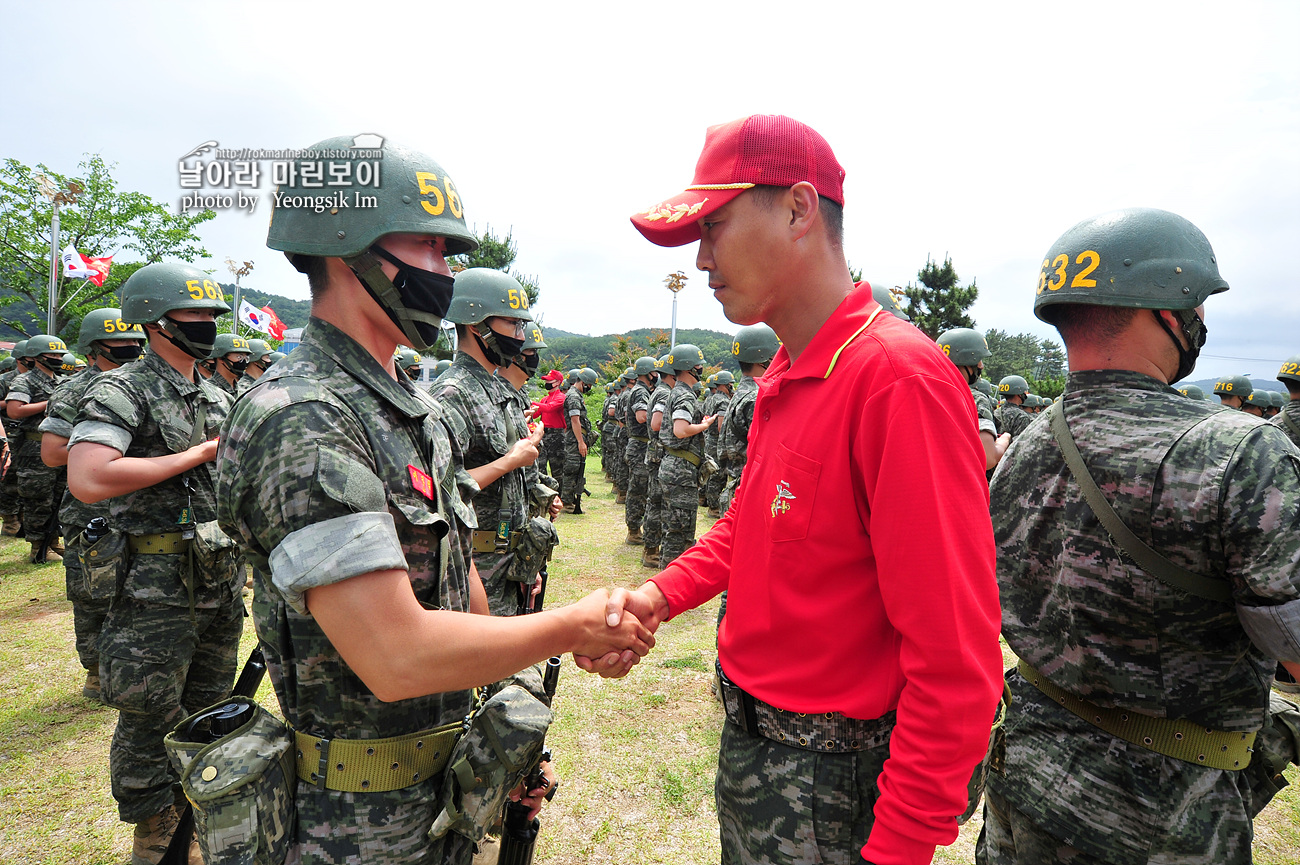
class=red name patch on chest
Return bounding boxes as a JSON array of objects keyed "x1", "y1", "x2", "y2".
[{"x1": 408, "y1": 464, "x2": 435, "y2": 501}]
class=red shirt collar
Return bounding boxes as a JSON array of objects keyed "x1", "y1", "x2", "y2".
[{"x1": 765, "y1": 284, "x2": 885, "y2": 387}]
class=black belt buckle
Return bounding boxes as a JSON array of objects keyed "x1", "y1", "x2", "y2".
[
  {"x1": 314, "y1": 737, "x2": 331, "y2": 790},
  {"x1": 717, "y1": 663, "x2": 759, "y2": 738}
]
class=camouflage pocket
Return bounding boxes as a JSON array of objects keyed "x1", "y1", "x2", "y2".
[
  {"x1": 100, "y1": 651, "x2": 181, "y2": 713},
  {"x1": 428, "y1": 684, "x2": 552, "y2": 846},
  {"x1": 79, "y1": 527, "x2": 129, "y2": 602},
  {"x1": 508, "y1": 518, "x2": 559, "y2": 584},
  {"x1": 1246, "y1": 692, "x2": 1300, "y2": 817},
  {"x1": 165, "y1": 698, "x2": 296, "y2": 865}
]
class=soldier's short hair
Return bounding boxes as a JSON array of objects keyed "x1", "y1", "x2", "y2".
[
  {"x1": 1042, "y1": 303, "x2": 1139, "y2": 346},
  {"x1": 748, "y1": 185, "x2": 844, "y2": 249}
]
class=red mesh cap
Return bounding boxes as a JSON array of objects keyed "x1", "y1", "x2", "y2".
[
  {"x1": 541, "y1": 369, "x2": 564, "y2": 383},
  {"x1": 631, "y1": 115, "x2": 846, "y2": 247}
]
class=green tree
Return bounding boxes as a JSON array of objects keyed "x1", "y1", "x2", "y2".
[
  {"x1": 0, "y1": 155, "x2": 213, "y2": 342},
  {"x1": 450, "y1": 225, "x2": 541, "y2": 307},
  {"x1": 901, "y1": 255, "x2": 978, "y2": 339},
  {"x1": 984, "y1": 328, "x2": 1067, "y2": 398}
]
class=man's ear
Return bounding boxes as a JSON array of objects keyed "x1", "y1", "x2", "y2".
[{"x1": 788, "y1": 181, "x2": 820, "y2": 239}]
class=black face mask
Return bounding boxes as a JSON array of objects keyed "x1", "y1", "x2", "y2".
[
  {"x1": 964, "y1": 366, "x2": 980, "y2": 387},
  {"x1": 474, "y1": 326, "x2": 526, "y2": 369},
  {"x1": 222, "y1": 357, "x2": 250, "y2": 375},
  {"x1": 1154, "y1": 309, "x2": 1207, "y2": 383},
  {"x1": 159, "y1": 317, "x2": 218, "y2": 359},
  {"x1": 36, "y1": 355, "x2": 63, "y2": 372},
  {"x1": 405, "y1": 366, "x2": 421, "y2": 381},
  {"x1": 357, "y1": 246, "x2": 455, "y2": 352},
  {"x1": 106, "y1": 344, "x2": 143, "y2": 363}
]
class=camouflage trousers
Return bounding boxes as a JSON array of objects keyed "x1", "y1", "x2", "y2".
[
  {"x1": 600, "y1": 422, "x2": 617, "y2": 475},
  {"x1": 0, "y1": 438, "x2": 20, "y2": 516},
  {"x1": 644, "y1": 456, "x2": 664, "y2": 550},
  {"x1": 977, "y1": 787, "x2": 1110, "y2": 865},
  {"x1": 99, "y1": 553, "x2": 243, "y2": 822},
  {"x1": 706, "y1": 461, "x2": 727, "y2": 510},
  {"x1": 62, "y1": 526, "x2": 111, "y2": 671},
  {"x1": 624, "y1": 439, "x2": 649, "y2": 531},
  {"x1": 475, "y1": 548, "x2": 526, "y2": 618},
  {"x1": 716, "y1": 720, "x2": 889, "y2": 864},
  {"x1": 14, "y1": 442, "x2": 63, "y2": 539},
  {"x1": 611, "y1": 430, "x2": 628, "y2": 491},
  {"x1": 560, "y1": 436, "x2": 587, "y2": 507},
  {"x1": 658, "y1": 454, "x2": 700, "y2": 566},
  {"x1": 541, "y1": 428, "x2": 566, "y2": 481},
  {"x1": 719, "y1": 474, "x2": 740, "y2": 516},
  {"x1": 292, "y1": 776, "x2": 475, "y2": 865}
]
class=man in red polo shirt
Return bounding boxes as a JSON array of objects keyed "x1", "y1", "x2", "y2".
[
  {"x1": 582, "y1": 115, "x2": 1004, "y2": 865},
  {"x1": 537, "y1": 368, "x2": 567, "y2": 480}
]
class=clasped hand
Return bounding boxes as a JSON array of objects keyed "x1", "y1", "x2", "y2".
[{"x1": 573, "y1": 584, "x2": 668, "y2": 678}]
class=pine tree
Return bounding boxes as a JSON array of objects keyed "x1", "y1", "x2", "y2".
[{"x1": 900, "y1": 255, "x2": 977, "y2": 339}]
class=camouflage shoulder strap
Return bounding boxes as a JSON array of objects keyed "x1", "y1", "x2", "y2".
[
  {"x1": 1048, "y1": 401, "x2": 1232, "y2": 604},
  {"x1": 1282, "y1": 410, "x2": 1300, "y2": 441}
]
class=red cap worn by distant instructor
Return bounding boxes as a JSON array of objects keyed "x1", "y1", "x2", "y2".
[
  {"x1": 630, "y1": 114, "x2": 846, "y2": 247},
  {"x1": 541, "y1": 369, "x2": 564, "y2": 383}
]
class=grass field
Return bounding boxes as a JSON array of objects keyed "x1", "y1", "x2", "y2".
[{"x1": 1, "y1": 459, "x2": 1297, "y2": 863}]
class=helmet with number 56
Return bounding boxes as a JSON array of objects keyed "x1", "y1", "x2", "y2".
[
  {"x1": 78, "y1": 307, "x2": 146, "y2": 358},
  {"x1": 120, "y1": 262, "x2": 230, "y2": 358},
  {"x1": 266, "y1": 136, "x2": 479, "y2": 352}
]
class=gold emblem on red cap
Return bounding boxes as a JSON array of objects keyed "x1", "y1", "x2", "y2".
[{"x1": 642, "y1": 199, "x2": 709, "y2": 224}]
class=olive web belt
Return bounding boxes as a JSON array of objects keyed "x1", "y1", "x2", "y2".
[
  {"x1": 1018, "y1": 660, "x2": 1254, "y2": 771},
  {"x1": 471, "y1": 530, "x2": 519, "y2": 554},
  {"x1": 717, "y1": 662, "x2": 894, "y2": 753},
  {"x1": 294, "y1": 722, "x2": 461, "y2": 793}
]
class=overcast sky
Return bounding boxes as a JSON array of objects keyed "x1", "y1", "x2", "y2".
[{"x1": 4, "y1": 1, "x2": 1297, "y2": 383}]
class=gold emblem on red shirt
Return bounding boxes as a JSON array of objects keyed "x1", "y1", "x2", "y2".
[{"x1": 771, "y1": 480, "x2": 796, "y2": 517}]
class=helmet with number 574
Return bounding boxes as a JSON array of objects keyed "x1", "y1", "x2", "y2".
[{"x1": 1034, "y1": 208, "x2": 1228, "y2": 321}]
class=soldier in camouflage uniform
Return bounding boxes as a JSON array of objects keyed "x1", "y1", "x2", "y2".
[
  {"x1": 622, "y1": 357, "x2": 657, "y2": 545},
  {"x1": 65, "y1": 263, "x2": 241, "y2": 864},
  {"x1": 215, "y1": 137, "x2": 649, "y2": 865},
  {"x1": 431, "y1": 268, "x2": 547, "y2": 618},
  {"x1": 38, "y1": 308, "x2": 146, "y2": 699},
  {"x1": 206, "y1": 332, "x2": 253, "y2": 397},
  {"x1": 1274, "y1": 353, "x2": 1300, "y2": 447},
  {"x1": 237, "y1": 338, "x2": 272, "y2": 393},
  {"x1": 937, "y1": 328, "x2": 1012, "y2": 472},
  {"x1": 703, "y1": 370, "x2": 733, "y2": 517},
  {"x1": 994, "y1": 374, "x2": 1033, "y2": 439},
  {"x1": 597, "y1": 382, "x2": 615, "y2": 480},
  {"x1": 716, "y1": 325, "x2": 777, "y2": 518},
  {"x1": 656, "y1": 345, "x2": 716, "y2": 567},
  {"x1": 980, "y1": 208, "x2": 1300, "y2": 865},
  {"x1": 641, "y1": 356, "x2": 675, "y2": 569},
  {"x1": 612, "y1": 369, "x2": 634, "y2": 503},
  {"x1": 0, "y1": 343, "x2": 29, "y2": 535},
  {"x1": 561, "y1": 368, "x2": 596, "y2": 513},
  {"x1": 7, "y1": 334, "x2": 71, "y2": 562}
]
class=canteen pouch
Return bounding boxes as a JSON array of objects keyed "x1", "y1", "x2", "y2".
[
  {"x1": 164, "y1": 698, "x2": 296, "y2": 865},
  {"x1": 958, "y1": 679, "x2": 1012, "y2": 825},
  {"x1": 1245, "y1": 692, "x2": 1300, "y2": 817},
  {"x1": 78, "y1": 527, "x2": 129, "y2": 601},
  {"x1": 508, "y1": 517, "x2": 560, "y2": 584},
  {"x1": 428, "y1": 684, "x2": 552, "y2": 846},
  {"x1": 700, "y1": 454, "x2": 720, "y2": 486}
]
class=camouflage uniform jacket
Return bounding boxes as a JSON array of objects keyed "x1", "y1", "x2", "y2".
[
  {"x1": 646, "y1": 382, "x2": 671, "y2": 468},
  {"x1": 217, "y1": 317, "x2": 476, "y2": 745},
  {"x1": 7, "y1": 367, "x2": 60, "y2": 438},
  {"x1": 626, "y1": 382, "x2": 652, "y2": 442},
  {"x1": 39, "y1": 363, "x2": 111, "y2": 527},
  {"x1": 706, "y1": 390, "x2": 731, "y2": 458},
  {"x1": 563, "y1": 385, "x2": 590, "y2": 440},
  {"x1": 659, "y1": 381, "x2": 705, "y2": 460},
  {"x1": 430, "y1": 354, "x2": 528, "y2": 537},
  {"x1": 994, "y1": 400, "x2": 1032, "y2": 438},
  {"x1": 507, "y1": 385, "x2": 555, "y2": 516},
  {"x1": 1272, "y1": 398, "x2": 1300, "y2": 447},
  {"x1": 209, "y1": 370, "x2": 240, "y2": 396},
  {"x1": 987, "y1": 369, "x2": 1300, "y2": 863},
  {"x1": 970, "y1": 386, "x2": 998, "y2": 437},
  {"x1": 718, "y1": 377, "x2": 758, "y2": 480}
]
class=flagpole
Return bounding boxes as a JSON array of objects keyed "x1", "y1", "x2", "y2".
[
  {"x1": 226, "y1": 258, "x2": 254, "y2": 334},
  {"x1": 47, "y1": 202, "x2": 60, "y2": 333},
  {"x1": 58, "y1": 278, "x2": 95, "y2": 312}
]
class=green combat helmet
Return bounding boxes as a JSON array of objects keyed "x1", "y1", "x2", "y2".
[
  {"x1": 731, "y1": 324, "x2": 781, "y2": 365},
  {"x1": 8, "y1": 340, "x2": 28, "y2": 368},
  {"x1": 869, "y1": 282, "x2": 910, "y2": 321},
  {"x1": 1245, "y1": 389, "x2": 1273, "y2": 413},
  {"x1": 24, "y1": 334, "x2": 69, "y2": 372},
  {"x1": 633, "y1": 356, "x2": 658, "y2": 377},
  {"x1": 578, "y1": 368, "x2": 598, "y2": 387},
  {"x1": 434, "y1": 359, "x2": 453, "y2": 378},
  {"x1": 79, "y1": 307, "x2": 147, "y2": 356},
  {"x1": 1034, "y1": 208, "x2": 1227, "y2": 382},
  {"x1": 209, "y1": 333, "x2": 253, "y2": 360},
  {"x1": 60, "y1": 352, "x2": 79, "y2": 374},
  {"x1": 974, "y1": 378, "x2": 995, "y2": 398},
  {"x1": 1178, "y1": 384, "x2": 1205, "y2": 401},
  {"x1": 266, "y1": 136, "x2": 477, "y2": 352},
  {"x1": 447, "y1": 268, "x2": 533, "y2": 324},
  {"x1": 714, "y1": 370, "x2": 735, "y2": 386},
  {"x1": 1213, "y1": 375, "x2": 1252, "y2": 400},
  {"x1": 120, "y1": 262, "x2": 230, "y2": 358},
  {"x1": 936, "y1": 328, "x2": 991, "y2": 386},
  {"x1": 523, "y1": 324, "x2": 547, "y2": 352},
  {"x1": 1278, "y1": 354, "x2": 1300, "y2": 386},
  {"x1": 605, "y1": 383, "x2": 615, "y2": 394},
  {"x1": 1272, "y1": 390, "x2": 1288, "y2": 410},
  {"x1": 999, "y1": 375, "x2": 1030, "y2": 398},
  {"x1": 268, "y1": 351, "x2": 287, "y2": 363},
  {"x1": 245, "y1": 339, "x2": 272, "y2": 363},
  {"x1": 665, "y1": 344, "x2": 706, "y2": 373},
  {"x1": 0, "y1": 357, "x2": 13, "y2": 373},
  {"x1": 396, "y1": 348, "x2": 423, "y2": 379}
]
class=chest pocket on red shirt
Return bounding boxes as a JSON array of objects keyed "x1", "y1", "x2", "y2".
[{"x1": 767, "y1": 442, "x2": 821, "y2": 542}]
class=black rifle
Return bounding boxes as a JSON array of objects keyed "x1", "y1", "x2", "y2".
[
  {"x1": 497, "y1": 657, "x2": 561, "y2": 865},
  {"x1": 159, "y1": 647, "x2": 268, "y2": 865},
  {"x1": 31, "y1": 469, "x2": 65, "y2": 563},
  {"x1": 517, "y1": 563, "x2": 549, "y2": 617}
]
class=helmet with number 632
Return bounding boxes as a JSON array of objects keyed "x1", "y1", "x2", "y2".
[
  {"x1": 1034, "y1": 208, "x2": 1228, "y2": 322},
  {"x1": 78, "y1": 308, "x2": 146, "y2": 354},
  {"x1": 446, "y1": 268, "x2": 533, "y2": 325},
  {"x1": 120, "y1": 262, "x2": 231, "y2": 323},
  {"x1": 1278, "y1": 354, "x2": 1300, "y2": 385},
  {"x1": 267, "y1": 136, "x2": 477, "y2": 259},
  {"x1": 936, "y1": 328, "x2": 991, "y2": 367},
  {"x1": 998, "y1": 375, "x2": 1030, "y2": 397},
  {"x1": 730, "y1": 324, "x2": 780, "y2": 364},
  {"x1": 1212, "y1": 375, "x2": 1252, "y2": 398}
]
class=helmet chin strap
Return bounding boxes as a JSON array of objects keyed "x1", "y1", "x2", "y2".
[{"x1": 1152, "y1": 309, "x2": 1203, "y2": 383}]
